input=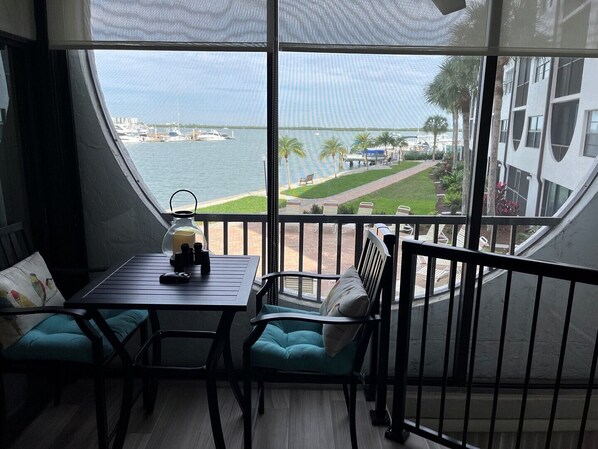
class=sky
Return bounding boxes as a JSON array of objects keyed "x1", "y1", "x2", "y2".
[{"x1": 93, "y1": 51, "x2": 446, "y2": 129}]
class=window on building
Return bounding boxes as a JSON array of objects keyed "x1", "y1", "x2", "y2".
[
  {"x1": 515, "y1": 58, "x2": 531, "y2": 107},
  {"x1": 542, "y1": 181, "x2": 571, "y2": 216},
  {"x1": 512, "y1": 110, "x2": 525, "y2": 151},
  {"x1": 551, "y1": 100, "x2": 578, "y2": 162},
  {"x1": 526, "y1": 115, "x2": 543, "y2": 148},
  {"x1": 503, "y1": 69, "x2": 513, "y2": 95},
  {"x1": 499, "y1": 119, "x2": 508, "y2": 143},
  {"x1": 534, "y1": 57, "x2": 550, "y2": 82},
  {"x1": 555, "y1": 57, "x2": 584, "y2": 98},
  {"x1": 584, "y1": 110, "x2": 598, "y2": 157}
]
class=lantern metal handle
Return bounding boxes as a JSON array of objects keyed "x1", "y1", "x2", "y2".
[{"x1": 169, "y1": 189, "x2": 198, "y2": 214}]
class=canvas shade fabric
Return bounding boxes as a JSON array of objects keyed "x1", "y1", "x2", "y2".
[{"x1": 46, "y1": 0, "x2": 598, "y2": 57}]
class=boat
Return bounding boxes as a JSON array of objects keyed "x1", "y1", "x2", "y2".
[
  {"x1": 114, "y1": 123, "x2": 142, "y2": 143},
  {"x1": 164, "y1": 125, "x2": 187, "y2": 142},
  {"x1": 195, "y1": 129, "x2": 226, "y2": 141}
]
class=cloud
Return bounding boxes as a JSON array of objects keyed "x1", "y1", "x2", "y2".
[{"x1": 94, "y1": 50, "x2": 446, "y2": 127}]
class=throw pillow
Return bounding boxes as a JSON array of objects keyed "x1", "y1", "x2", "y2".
[
  {"x1": 0, "y1": 252, "x2": 65, "y2": 349},
  {"x1": 321, "y1": 267, "x2": 370, "y2": 357}
]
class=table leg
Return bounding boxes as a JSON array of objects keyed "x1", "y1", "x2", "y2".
[
  {"x1": 205, "y1": 311, "x2": 236, "y2": 449},
  {"x1": 224, "y1": 333, "x2": 244, "y2": 410},
  {"x1": 90, "y1": 311, "x2": 134, "y2": 449},
  {"x1": 145, "y1": 310, "x2": 161, "y2": 414}
]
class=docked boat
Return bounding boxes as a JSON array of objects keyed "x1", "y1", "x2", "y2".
[
  {"x1": 195, "y1": 129, "x2": 226, "y2": 141},
  {"x1": 114, "y1": 123, "x2": 142, "y2": 143},
  {"x1": 164, "y1": 125, "x2": 187, "y2": 142}
]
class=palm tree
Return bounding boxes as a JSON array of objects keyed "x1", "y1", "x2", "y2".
[
  {"x1": 319, "y1": 137, "x2": 347, "y2": 178},
  {"x1": 375, "y1": 131, "x2": 396, "y2": 160},
  {"x1": 395, "y1": 135, "x2": 408, "y2": 163},
  {"x1": 425, "y1": 56, "x2": 480, "y2": 213},
  {"x1": 279, "y1": 135, "x2": 306, "y2": 190},
  {"x1": 425, "y1": 62, "x2": 461, "y2": 169},
  {"x1": 353, "y1": 132, "x2": 373, "y2": 169},
  {"x1": 423, "y1": 115, "x2": 448, "y2": 161},
  {"x1": 451, "y1": 2, "x2": 540, "y2": 215}
]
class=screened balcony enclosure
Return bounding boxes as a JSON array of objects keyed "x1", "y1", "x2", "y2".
[{"x1": 2, "y1": 1, "x2": 598, "y2": 449}]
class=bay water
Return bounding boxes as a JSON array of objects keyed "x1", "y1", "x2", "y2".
[{"x1": 124, "y1": 128, "x2": 389, "y2": 209}]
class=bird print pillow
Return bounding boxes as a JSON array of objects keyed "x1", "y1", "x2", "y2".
[{"x1": 0, "y1": 252, "x2": 65, "y2": 349}]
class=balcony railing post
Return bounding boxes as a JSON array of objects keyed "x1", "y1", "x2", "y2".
[
  {"x1": 385, "y1": 240, "x2": 417, "y2": 444},
  {"x1": 369, "y1": 226, "x2": 396, "y2": 425},
  {"x1": 455, "y1": 54, "x2": 498, "y2": 385}
]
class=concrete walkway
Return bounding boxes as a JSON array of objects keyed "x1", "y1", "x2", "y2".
[{"x1": 284, "y1": 160, "x2": 436, "y2": 211}]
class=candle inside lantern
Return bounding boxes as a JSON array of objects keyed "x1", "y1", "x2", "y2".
[{"x1": 172, "y1": 230, "x2": 196, "y2": 254}]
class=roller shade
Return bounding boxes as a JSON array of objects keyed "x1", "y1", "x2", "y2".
[
  {"x1": 46, "y1": 0, "x2": 598, "y2": 57},
  {"x1": 46, "y1": 0, "x2": 267, "y2": 49},
  {"x1": 0, "y1": 0, "x2": 35, "y2": 40}
]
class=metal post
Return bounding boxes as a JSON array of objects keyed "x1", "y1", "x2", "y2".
[
  {"x1": 453, "y1": 0, "x2": 503, "y2": 385},
  {"x1": 266, "y1": 0, "x2": 279, "y2": 277},
  {"x1": 385, "y1": 241, "x2": 416, "y2": 443},
  {"x1": 370, "y1": 227, "x2": 396, "y2": 425}
]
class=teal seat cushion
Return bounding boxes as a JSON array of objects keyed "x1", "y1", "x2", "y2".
[
  {"x1": 2, "y1": 309, "x2": 148, "y2": 363},
  {"x1": 251, "y1": 304, "x2": 357, "y2": 375}
]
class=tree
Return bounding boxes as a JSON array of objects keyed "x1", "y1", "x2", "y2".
[
  {"x1": 352, "y1": 132, "x2": 373, "y2": 169},
  {"x1": 423, "y1": 115, "x2": 448, "y2": 161},
  {"x1": 394, "y1": 135, "x2": 408, "y2": 163},
  {"x1": 451, "y1": 2, "x2": 541, "y2": 215},
  {"x1": 319, "y1": 137, "x2": 347, "y2": 178},
  {"x1": 425, "y1": 56, "x2": 480, "y2": 213},
  {"x1": 425, "y1": 64, "x2": 461, "y2": 168},
  {"x1": 375, "y1": 131, "x2": 396, "y2": 160},
  {"x1": 279, "y1": 135, "x2": 306, "y2": 190}
]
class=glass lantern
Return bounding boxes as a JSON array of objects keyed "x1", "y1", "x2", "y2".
[{"x1": 162, "y1": 190, "x2": 206, "y2": 261}]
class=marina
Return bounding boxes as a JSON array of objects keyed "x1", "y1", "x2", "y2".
[{"x1": 121, "y1": 126, "x2": 459, "y2": 209}]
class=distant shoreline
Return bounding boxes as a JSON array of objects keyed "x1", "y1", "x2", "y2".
[{"x1": 149, "y1": 125, "x2": 457, "y2": 133}]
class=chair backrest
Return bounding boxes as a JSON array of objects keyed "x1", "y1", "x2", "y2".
[
  {"x1": 0, "y1": 223, "x2": 33, "y2": 270},
  {"x1": 396, "y1": 206, "x2": 413, "y2": 233},
  {"x1": 322, "y1": 201, "x2": 338, "y2": 215},
  {"x1": 357, "y1": 202, "x2": 374, "y2": 216},
  {"x1": 455, "y1": 226, "x2": 466, "y2": 247},
  {"x1": 424, "y1": 223, "x2": 445, "y2": 239},
  {"x1": 355, "y1": 229, "x2": 391, "y2": 309},
  {"x1": 352, "y1": 229, "x2": 392, "y2": 368},
  {"x1": 455, "y1": 226, "x2": 488, "y2": 250}
]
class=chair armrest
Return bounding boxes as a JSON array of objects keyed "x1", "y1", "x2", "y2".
[
  {"x1": 256, "y1": 271, "x2": 342, "y2": 311},
  {"x1": 0, "y1": 306, "x2": 90, "y2": 319},
  {"x1": 262, "y1": 271, "x2": 340, "y2": 282},
  {"x1": 250, "y1": 312, "x2": 380, "y2": 326}
]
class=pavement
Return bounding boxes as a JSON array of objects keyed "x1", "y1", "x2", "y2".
[{"x1": 281, "y1": 160, "x2": 437, "y2": 211}]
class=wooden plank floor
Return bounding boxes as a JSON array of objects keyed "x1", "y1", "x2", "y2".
[{"x1": 6, "y1": 380, "x2": 442, "y2": 449}]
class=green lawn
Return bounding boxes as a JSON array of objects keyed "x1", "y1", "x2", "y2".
[
  {"x1": 341, "y1": 168, "x2": 437, "y2": 215},
  {"x1": 196, "y1": 196, "x2": 286, "y2": 214},
  {"x1": 282, "y1": 161, "x2": 419, "y2": 198}
]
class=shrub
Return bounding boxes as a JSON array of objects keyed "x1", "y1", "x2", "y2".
[
  {"x1": 308, "y1": 204, "x2": 322, "y2": 214},
  {"x1": 433, "y1": 158, "x2": 453, "y2": 178},
  {"x1": 338, "y1": 203, "x2": 356, "y2": 214},
  {"x1": 440, "y1": 168, "x2": 464, "y2": 192},
  {"x1": 484, "y1": 182, "x2": 520, "y2": 216},
  {"x1": 443, "y1": 190, "x2": 462, "y2": 214}
]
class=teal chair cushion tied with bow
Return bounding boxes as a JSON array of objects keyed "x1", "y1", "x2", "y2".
[
  {"x1": 0, "y1": 223, "x2": 148, "y2": 449},
  {"x1": 243, "y1": 229, "x2": 392, "y2": 449}
]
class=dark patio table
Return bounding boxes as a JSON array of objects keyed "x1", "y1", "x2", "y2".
[{"x1": 69, "y1": 253, "x2": 259, "y2": 449}]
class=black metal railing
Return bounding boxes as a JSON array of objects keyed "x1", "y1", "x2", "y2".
[
  {"x1": 161, "y1": 212, "x2": 561, "y2": 302},
  {"x1": 387, "y1": 240, "x2": 598, "y2": 449}
]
